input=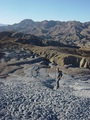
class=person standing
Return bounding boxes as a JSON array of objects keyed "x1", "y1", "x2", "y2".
[{"x1": 55, "y1": 67, "x2": 62, "y2": 89}]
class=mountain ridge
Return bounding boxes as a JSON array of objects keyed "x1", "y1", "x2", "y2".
[{"x1": 0, "y1": 19, "x2": 90, "y2": 48}]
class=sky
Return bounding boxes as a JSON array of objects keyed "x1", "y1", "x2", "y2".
[{"x1": 0, "y1": 0, "x2": 90, "y2": 24}]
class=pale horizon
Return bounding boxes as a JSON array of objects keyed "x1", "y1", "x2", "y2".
[{"x1": 0, "y1": 0, "x2": 90, "y2": 24}]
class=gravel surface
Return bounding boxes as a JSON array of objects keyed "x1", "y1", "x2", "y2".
[{"x1": 0, "y1": 63, "x2": 90, "y2": 120}]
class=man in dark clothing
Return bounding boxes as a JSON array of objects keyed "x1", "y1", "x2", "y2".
[{"x1": 55, "y1": 67, "x2": 62, "y2": 89}]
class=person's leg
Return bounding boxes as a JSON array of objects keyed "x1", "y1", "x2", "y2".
[{"x1": 56, "y1": 79, "x2": 59, "y2": 89}]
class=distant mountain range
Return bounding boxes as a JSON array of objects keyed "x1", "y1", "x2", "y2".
[
  {"x1": 0, "y1": 19, "x2": 90, "y2": 47},
  {"x1": 0, "y1": 31, "x2": 79, "y2": 49},
  {"x1": 0, "y1": 23, "x2": 8, "y2": 26}
]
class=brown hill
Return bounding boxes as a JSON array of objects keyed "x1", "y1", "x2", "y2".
[{"x1": 0, "y1": 31, "x2": 90, "y2": 69}]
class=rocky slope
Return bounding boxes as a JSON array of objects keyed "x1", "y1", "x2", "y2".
[
  {"x1": 28, "y1": 46, "x2": 90, "y2": 69},
  {"x1": 0, "y1": 19, "x2": 90, "y2": 47},
  {"x1": 0, "y1": 58, "x2": 90, "y2": 120}
]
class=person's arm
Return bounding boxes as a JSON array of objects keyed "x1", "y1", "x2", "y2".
[
  {"x1": 58, "y1": 72, "x2": 62, "y2": 80},
  {"x1": 58, "y1": 76, "x2": 61, "y2": 80}
]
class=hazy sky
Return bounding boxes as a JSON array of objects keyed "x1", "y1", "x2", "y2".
[{"x1": 0, "y1": 0, "x2": 90, "y2": 24}]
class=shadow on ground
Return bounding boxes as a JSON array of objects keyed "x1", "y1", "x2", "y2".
[{"x1": 42, "y1": 79, "x2": 56, "y2": 89}]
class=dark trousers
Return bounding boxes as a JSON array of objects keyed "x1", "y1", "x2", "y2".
[{"x1": 56, "y1": 79, "x2": 60, "y2": 89}]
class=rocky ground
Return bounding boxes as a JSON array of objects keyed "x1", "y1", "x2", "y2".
[{"x1": 0, "y1": 50, "x2": 90, "y2": 120}]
